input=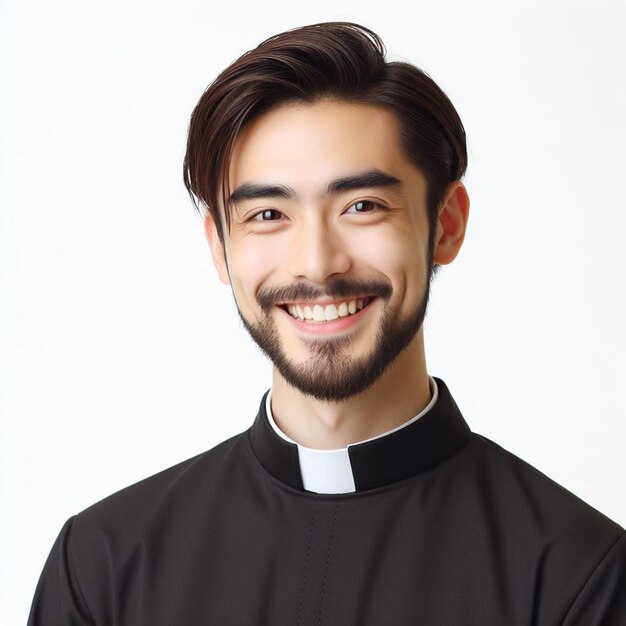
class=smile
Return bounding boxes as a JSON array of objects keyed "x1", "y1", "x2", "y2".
[{"x1": 281, "y1": 297, "x2": 374, "y2": 323}]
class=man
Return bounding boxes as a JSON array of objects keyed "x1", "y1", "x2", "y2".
[{"x1": 29, "y1": 21, "x2": 625, "y2": 625}]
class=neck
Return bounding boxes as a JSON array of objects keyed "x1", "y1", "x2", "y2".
[{"x1": 270, "y1": 332, "x2": 430, "y2": 449}]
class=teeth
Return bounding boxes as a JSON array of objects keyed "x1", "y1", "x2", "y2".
[
  {"x1": 285, "y1": 298, "x2": 370, "y2": 322},
  {"x1": 313, "y1": 305, "x2": 325, "y2": 321},
  {"x1": 324, "y1": 304, "x2": 338, "y2": 321}
]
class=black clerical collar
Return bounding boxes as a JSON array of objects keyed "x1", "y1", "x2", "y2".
[{"x1": 248, "y1": 376, "x2": 471, "y2": 494}]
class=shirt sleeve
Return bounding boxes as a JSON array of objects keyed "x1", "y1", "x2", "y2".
[
  {"x1": 27, "y1": 516, "x2": 94, "y2": 626},
  {"x1": 562, "y1": 532, "x2": 626, "y2": 625}
]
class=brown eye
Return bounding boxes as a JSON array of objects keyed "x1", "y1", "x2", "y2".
[
  {"x1": 253, "y1": 209, "x2": 282, "y2": 221},
  {"x1": 346, "y1": 200, "x2": 382, "y2": 213}
]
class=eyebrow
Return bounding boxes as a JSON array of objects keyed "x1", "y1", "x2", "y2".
[
  {"x1": 227, "y1": 182, "x2": 293, "y2": 207},
  {"x1": 226, "y1": 169, "x2": 405, "y2": 207},
  {"x1": 328, "y1": 170, "x2": 404, "y2": 196}
]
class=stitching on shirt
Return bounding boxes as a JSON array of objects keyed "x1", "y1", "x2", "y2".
[
  {"x1": 561, "y1": 530, "x2": 626, "y2": 623},
  {"x1": 296, "y1": 498, "x2": 319, "y2": 626},
  {"x1": 317, "y1": 500, "x2": 341, "y2": 626}
]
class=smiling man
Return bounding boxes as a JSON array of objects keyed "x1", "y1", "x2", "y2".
[
  {"x1": 29, "y1": 22, "x2": 626, "y2": 625},
  {"x1": 209, "y1": 100, "x2": 451, "y2": 452}
]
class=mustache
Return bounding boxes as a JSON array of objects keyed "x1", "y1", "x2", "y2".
[{"x1": 256, "y1": 278, "x2": 392, "y2": 312}]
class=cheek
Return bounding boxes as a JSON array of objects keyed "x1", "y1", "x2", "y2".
[
  {"x1": 227, "y1": 237, "x2": 284, "y2": 314},
  {"x1": 352, "y1": 226, "x2": 428, "y2": 303},
  {"x1": 350, "y1": 224, "x2": 427, "y2": 278}
]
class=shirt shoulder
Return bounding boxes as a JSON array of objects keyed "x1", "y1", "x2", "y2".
[
  {"x1": 73, "y1": 429, "x2": 250, "y2": 541},
  {"x1": 459, "y1": 434, "x2": 626, "y2": 622},
  {"x1": 466, "y1": 433, "x2": 624, "y2": 535},
  {"x1": 29, "y1": 430, "x2": 255, "y2": 625}
]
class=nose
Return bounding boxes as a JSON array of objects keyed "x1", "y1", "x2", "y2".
[{"x1": 287, "y1": 219, "x2": 351, "y2": 284}]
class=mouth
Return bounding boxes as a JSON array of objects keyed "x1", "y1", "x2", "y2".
[{"x1": 279, "y1": 296, "x2": 375, "y2": 323}]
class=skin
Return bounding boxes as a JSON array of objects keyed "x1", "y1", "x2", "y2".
[{"x1": 204, "y1": 99, "x2": 469, "y2": 449}]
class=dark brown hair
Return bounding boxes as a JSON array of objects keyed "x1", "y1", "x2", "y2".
[{"x1": 183, "y1": 21, "x2": 467, "y2": 257}]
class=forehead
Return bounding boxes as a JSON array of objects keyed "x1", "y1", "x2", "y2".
[{"x1": 227, "y1": 99, "x2": 415, "y2": 194}]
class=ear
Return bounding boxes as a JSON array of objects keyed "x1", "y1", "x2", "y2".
[
  {"x1": 203, "y1": 216, "x2": 230, "y2": 285},
  {"x1": 432, "y1": 181, "x2": 470, "y2": 266}
]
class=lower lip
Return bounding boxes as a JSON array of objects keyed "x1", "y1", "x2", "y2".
[{"x1": 280, "y1": 299, "x2": 375, "y2": 335}]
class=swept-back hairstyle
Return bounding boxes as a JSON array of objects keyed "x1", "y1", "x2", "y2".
[{"x1": 183, "y1": 21, "x2": 467, "y2": 258}]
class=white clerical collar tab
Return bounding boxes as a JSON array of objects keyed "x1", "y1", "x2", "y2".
[
  {"x1": 265, "y1": 376, "x2": 439, "y2": 494},
  {"x1": 297, "y1": 447, "x2": 355, "y2": 493}
]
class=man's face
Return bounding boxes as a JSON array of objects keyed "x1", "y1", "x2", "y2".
[{"x1": 209, "y1": 99, "x2": 436, "y2": 402}]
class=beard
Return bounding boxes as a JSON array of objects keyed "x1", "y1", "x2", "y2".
[{"x1": 236, "y1": 269, "x2": 435, "y2": 403}]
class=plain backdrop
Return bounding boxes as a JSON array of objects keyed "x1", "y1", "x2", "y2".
[{"x1": 2, "y1": 0, "x2": 626, "y2": 623}]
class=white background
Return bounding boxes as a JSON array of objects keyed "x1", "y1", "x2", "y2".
[{"x1": 2, "y1": 0, "x2": 626, "y2": 623}]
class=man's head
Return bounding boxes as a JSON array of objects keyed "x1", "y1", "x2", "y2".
[{"x1": 183, "y1": 22, "x2": 469, "y2": 402}]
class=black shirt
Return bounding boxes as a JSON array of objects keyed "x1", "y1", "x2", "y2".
[{"x1": 28, "y1": 377, "x2": 626, "y2": 625}]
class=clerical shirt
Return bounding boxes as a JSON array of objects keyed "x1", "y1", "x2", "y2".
[{"x1": 28, "y1": 377, "x2": 626, "y2": 625}]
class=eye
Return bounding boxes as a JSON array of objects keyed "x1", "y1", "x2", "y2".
[
  {"x1": 252, "y1": 208, "x2": 283, "y2": 222},
  {"x1": 345, "y1": 199, "x2": 385, "y2": 214}
]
